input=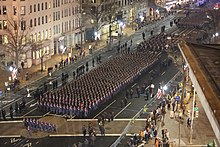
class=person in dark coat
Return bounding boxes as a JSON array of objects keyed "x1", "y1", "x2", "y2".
[
  {"x1": 130, "y1": 89, "x2": 133, "y2": 99},
  {"x1": 2, "y1": 109, "x2": 6, "y2": 120}
]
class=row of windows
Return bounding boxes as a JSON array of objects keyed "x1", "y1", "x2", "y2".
[
  {"x1": 0, "y1": 20, "x2": 26, "y2": 30},
  {"x1": 0, "y1": 20, "x2": 7, "y2": 30},
  {"x1": 53, "y1": 6, "x2": 80, "y2": 22},
  {"x1": 33, "y1": 46, "x2": 50, "y2": 60},
  {"x1": 0, "y1": 6, "x2": 7, "y2": 15},
  {"x1": 30, "y1": 2, "x2": 51, "y2": 13},
  {"x1": 0, "y1": 35, "x2": 26, "y2": 45},
  {"x1": 53, "y1": 18, "x2": 80, "y2": 35},
  {"x1": 53, "y1": 0, "x2": 76, "y2": 8},
  {"x1": 30, "y1": 29, "x2": 52, "y2": 42},
  {"x1": 30, "y1": 15, "x2": 51, "y2": 27}
]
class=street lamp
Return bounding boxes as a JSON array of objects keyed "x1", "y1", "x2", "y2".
[
  {"x1": 60, "y1": 45, "x2": 64, "y2": 60},
  {"x1": 163, "y1": 85, "x2": 168, "y2": 91},
  {"x1": 118, "y1": 21, "x2": 124, "y2": 37}
]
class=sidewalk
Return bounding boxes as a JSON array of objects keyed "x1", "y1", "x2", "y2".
[{"x1": 156, "y1": 82, "x2": 216, "y2": 146}]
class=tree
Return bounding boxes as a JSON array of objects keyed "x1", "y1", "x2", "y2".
[
  {"x1": 0, "y1": 17, "x2": 32, "y2": 69},
  {"x1": 31, "y1": 41, "x2": 45, "y2": 72},
  {"x1": 83, "y1": 1, "x2": 105, "y2": 45},
  {"x1": 105, "y1": 0, "x2": 119, "y2": 46},
  {"x1": 83, "y1": 0, "x2": 119, "y2": 44}
]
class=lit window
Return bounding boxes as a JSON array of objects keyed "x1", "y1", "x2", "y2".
[
  {"x1": 49, "y1": 2, "x2": 51, "y2": 9},
  {"x1": 3, "y1": 35, "x2": 8, "y2": 44},
  {"x1": 21, "y1": 6, "x2": 26, "y2": 15},
  {"x1": 38, "y1": 32, "x2": 41, "y2": 41},
  {"x1": 3, "y1": 6, "x2": 7, "y2": 15},
  {"x1": 49, "y1": 28, "x2": 51, "y2": 38},
  {"x1": 3, "y1": 20, "x2": 7, "y2": 29},
  {"x1": 22, "y1": 37, "x2": 26, "y2": 45},
  {"x1": 42, "y1": 31, "x2": 44, "y2": 40},
  {"x1": 45, "y1": 29, "x2": 48, "y2": 39},
  {"x1": 35, "y1": 33, "x2": 37, "y2": 42},
  {"x1": 30, "y1": 34, "x2": 33, "y2": 42}
]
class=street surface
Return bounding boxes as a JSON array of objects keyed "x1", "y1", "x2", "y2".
[{"x1": 0, "y1": 14, "x2": 199, "y2": 147}]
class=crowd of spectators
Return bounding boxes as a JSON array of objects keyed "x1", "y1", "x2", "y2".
[
  {"x1": 127, "y1": 96, "x2": 172, "y2": 147},
  {"x1": 37, "y1": 47, "x2": 162, "y2": 117},
  {"x1": 23, "y1": 118, "x2": 56, "y2": 132}
]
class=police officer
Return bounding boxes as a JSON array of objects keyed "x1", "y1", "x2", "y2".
[
  {"x1": 98, "y1": 54, "x2": 101, "y2": 63},
  {"x1": 15, "y1": 102, "x2": 19, "y2": 113},
  {"x1": 44, "y1": 82, "x2": 47, "y2": 92},
  {"x1": 9, "y1": 105, "x2": 13, "y2": 119},
  {"x1": 73, "y1": 70, "x2": 76, "y2": 79},
  {"x1": 130, "y1": 89, "x2": 133, "y2": 99},
  {"x1": 2, "y1": 109, "x2": 6, "y2": 120},
  {"x1": 151, "y1": 30, "x2": 153, "y2": 36},
  {"x1": 86, "y1": 61, "x2": 89, "y2": 72},
  {"x1": 136, "y1": 86, "x2": 140, "y2": 98},
  {"x1": 92, "y1": 58, "x2": 95, "y2": 67}
]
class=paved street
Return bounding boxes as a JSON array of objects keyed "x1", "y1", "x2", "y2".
[
  {"x1": 1, "y1": 15, "x2": 176, "y2": 118},
  {"x1": 0, "y1": 7, "x2": 217, "y2": 146}
]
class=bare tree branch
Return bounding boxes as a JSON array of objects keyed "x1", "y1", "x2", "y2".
[{"x1": 0, "y1": 15, "x2": 34, "y2": 68}]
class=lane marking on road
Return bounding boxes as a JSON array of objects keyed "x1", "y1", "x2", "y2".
[
  {"x1": 67, "y1": 118, "x2": 147, "y2": 121},
  {"x1": 22, "y1": 107, "x2": 38, "y2": 117},
  {"x1": 0, "y1": 120, "x2": 23, "y2": 123},
  {"x1": 6, "y1": 110, "x2": 15, "y2": 117},
  {"x1": 108, "y1": 55, "x2": 112, "y2": 58},
  {"x1": 0, "y1": 135, "x2": 21, "y2": 138},
  {"x1": 161, "y1": 71, "x2": 166, "y2": 76},
  {"x1": 26, "y1": 99, "x2": 36, "y2": 106},
  {"x1": 30, "y1": 102, "x2": 38, "y2": 108},
  {"x1": 131, "y1": 83, "x2": 137, "y2": 88},
  {"x1": 149, "y1": 70, "x2": 154, "y2": 73},
  {"x1": 43, "y1": 111, "x2": 51, "y2": 117},
  {"x1": 93, "y1": 100, "x2": 116, "y2": 119},
  {"x1": 114, "y1": 102, "x2": 131, "y2": 119},
  {"x1": 49, "y1": 133, "x2": 136, "y2": 137}
]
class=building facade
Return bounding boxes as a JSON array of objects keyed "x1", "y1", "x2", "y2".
[
  {"x1": 0, "y1": 0, "x2": 84, "y2": 68},
  {"x1": 82, "y1": 0, "x2": 149, "y2": 41}
]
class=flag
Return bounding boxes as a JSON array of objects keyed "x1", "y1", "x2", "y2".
[{"x1": 156, "y1": 88, "x2": 162, "y2": 99}]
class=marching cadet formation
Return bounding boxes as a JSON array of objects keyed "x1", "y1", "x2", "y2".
[
  {"x1": 37, "y1": 47, "x2": 162, "y2": 118},
  {"x1": 23, "y1": 118, "x2": 56, "y2": 132}
]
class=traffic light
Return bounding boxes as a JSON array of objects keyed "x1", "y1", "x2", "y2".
[{"x1": 195, "y1": 110, "x2": 199, "y2": 118}]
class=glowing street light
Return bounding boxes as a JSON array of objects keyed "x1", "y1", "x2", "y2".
[{"x1": 163, "y1": 85, "x2": 168, "y2": 91}]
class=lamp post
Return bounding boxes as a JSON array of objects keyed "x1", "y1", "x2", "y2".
[{"x1": 60, "y1": 44, "x2": 64, "y2": 60}]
